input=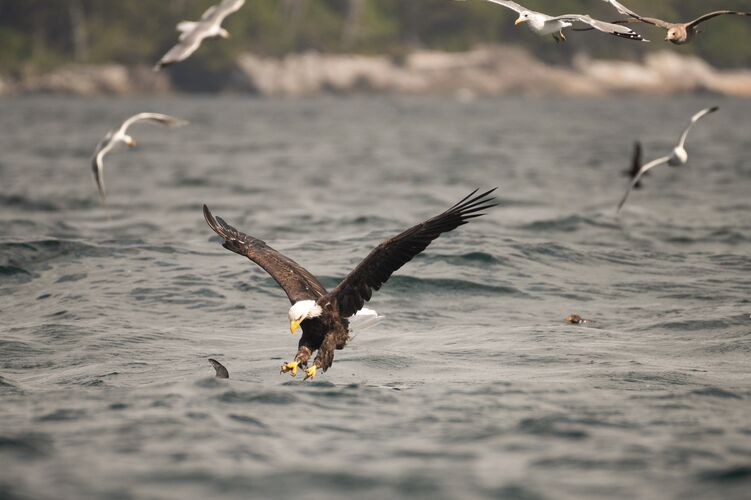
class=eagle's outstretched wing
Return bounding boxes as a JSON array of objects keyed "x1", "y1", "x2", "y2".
[
  {"x1": 203, "y1": 205, "x2": 328, "y2": 304},
  {"x1": 326, "y1": 189, "x2": 498, "y2": 318}
]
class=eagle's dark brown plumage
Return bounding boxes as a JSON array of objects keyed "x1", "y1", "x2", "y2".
[{"x1": 203, "y1": 188, "x2": 497, "y2": 380}]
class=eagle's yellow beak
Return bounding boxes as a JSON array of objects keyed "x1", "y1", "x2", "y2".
[
  {"x1": 290, "y1": 319, "x2": 301, "y2": 334},
  {"x1": 515, "y1": 18, "x2": 526, "y2": 26}
]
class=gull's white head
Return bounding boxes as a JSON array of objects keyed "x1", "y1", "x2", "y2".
[
  {"x1": 219, "y1": 28, "x2": 230, "y2": 39},
  {"x1": 123, "y1": 134, "x2": 136, "y2": 147},
  {"x1": 288, "y1": 300, "x2": 323, "y2": 334},
  {"x1": 515, "y1": 11, "x2": 531, "y2": 26}
]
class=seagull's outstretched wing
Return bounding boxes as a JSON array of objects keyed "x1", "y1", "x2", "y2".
[
  {"x1": 485, "y1": 0, "x2": 528, "y2": 14},
  {"x1": 617, "y1": 156, "x2": 670, "y2": 213},
  {"x1": 155, "y1": 31, "x2": 208, "y2": 70},
  {"x1": 206, "y1": 0, "x2": 245, "y2": 23},
  {"x1": 601, "y1": 0, "x2": 671, "y2": 28},
  {"x1": 91, "y1": 135, "x2": 116, "y2": 203},
  {"x1": 553, "y1": 14, "x2": 646, "y2": 40},
  {"x1": 203, "y1": 205, "x2": 329, "y2": 304},
  {"x1": 326, "y1": 189, "x2": 497, "y2": 318},
  {"x1": 677, "y1": 106, "x2": 718, "y2": 149},
  {"x1": 119, "y1": 112, "x2": 187, "y2": 135},
  {"x1": 687, "y1": 11, "x2": 751, "y2": 29}
]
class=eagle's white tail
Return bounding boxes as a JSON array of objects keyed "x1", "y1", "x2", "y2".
[{"x1": 349, "y1": 308, "x2": 384, "y2": 338}]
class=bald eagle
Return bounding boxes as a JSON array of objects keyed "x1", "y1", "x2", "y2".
[{"x1": 203, "y1": 188, "x2": 497, "y2": 380}]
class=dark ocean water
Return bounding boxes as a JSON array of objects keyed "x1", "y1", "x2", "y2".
[{"x1": 1, "y1": 95, "x2": 750, "y2": 500}]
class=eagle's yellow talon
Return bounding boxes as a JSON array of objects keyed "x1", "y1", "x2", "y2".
[
  {"x1": 280, "y1": 361, "x2": 298, "y2": 377},
  {"x1": 304, "y1": 366, "x2": 317, "y2": 381}
]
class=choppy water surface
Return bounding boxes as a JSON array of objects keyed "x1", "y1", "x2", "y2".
[{"x1": 1, "y1": 95, "x2": 750, "y2": 500}]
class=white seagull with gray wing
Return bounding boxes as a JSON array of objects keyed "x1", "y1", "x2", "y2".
[
  {"x1": 91, "y1": 113, "x2": 187, "y2": 204},
  {"x1": 155, "y1": 0, "x2": 245, "y2": 70},
  {"x1": 485, "y1": 0, "x2": 646, "y2": 42}
]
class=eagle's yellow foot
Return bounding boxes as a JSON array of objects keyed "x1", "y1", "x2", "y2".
[
  {"x1": 280, "y1": 361, "x2": 298, "y2": 377},
  {"x1": 304, "y1": 365, "x2": 317, "y2": 381}
]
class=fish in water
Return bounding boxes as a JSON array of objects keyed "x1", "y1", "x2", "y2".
[
  {"x1": 564, "y1": 314, "x2": 591, "y2": 324},
  {"x1": 208, "y1": 358, "x2": 229, "y2": 379}
]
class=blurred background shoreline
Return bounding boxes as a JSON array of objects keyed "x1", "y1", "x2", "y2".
[{"x1": 1, "y1": 0, "x2": 751, "y2": 96}]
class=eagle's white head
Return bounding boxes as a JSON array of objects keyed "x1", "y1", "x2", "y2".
[{"x1": 288, "y1": 300, "x2": 323, "y2": 334}]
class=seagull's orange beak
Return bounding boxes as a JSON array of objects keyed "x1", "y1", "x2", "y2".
[
  {"x1": 515, "y1": 18, "x2": 526, "y2": 26},
  {"x1": 290, "y1": 319, "x2": 301, "y2": 334}
]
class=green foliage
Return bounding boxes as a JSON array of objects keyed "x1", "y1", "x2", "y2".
[{"x1": 0, "y1": 0, "x2": 749, "y2": 76}]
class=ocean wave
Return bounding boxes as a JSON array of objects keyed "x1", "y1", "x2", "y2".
[
  {"x1": 0, "y1": 265, "x2": 33, "y2": 285},
  {"x1": 519, "y1": 214, "x2": 620, "y2": 233},
  {"x1": 217, "y1": 389, "x2": 298, "y2": 405},
  {"x1": 699, "y1": 466, "x2": 751, "y2": 482},
  {"x1": 418, "y1": 251, "x2": 510, "y2": 267},
  {"x1": 0, "y1": 194, "x2": 97, "y2": 211},
  {"x1": 517, "y1": 416, "x2": 589, "y2": 440},
  {"x1": 384, "y1": 275, "x2": 526, "y2": 296},
  {"x1": 0, "y1": 239, "x2": 114, "y2": 271},
  {"x1": 0, "y1": 433, "x2": 52, "y2": 459}
]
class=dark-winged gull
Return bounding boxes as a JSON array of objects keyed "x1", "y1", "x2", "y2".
[
  {"x1": 155, "y1": 0, "x2": 245, "y2": 70},
  {"x1": 92, "y1": 112, "x2": 187, "y2": 204},
  {"x1": 601, "y1": 0, "x2": 750, "y2": 44},
  {"x1": 483, "y1": 0, "x2": 646, "y2": 42},
  {"x1": 617, "y1": 107, "x2": 718, "y2": 214}
]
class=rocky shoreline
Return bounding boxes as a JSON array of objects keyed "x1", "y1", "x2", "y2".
[{"x1": 3, "y1": 47, "x2": 751, "y2": 97}]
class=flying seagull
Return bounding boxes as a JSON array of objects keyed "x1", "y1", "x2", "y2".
[
  {"x1": 204, "y1": 189, "x2": 497, "y2": 380},
  {"x1": 484, "y1": 0, "x2": 646, "y2": 42},
  {"x1": 601, "y1": 0, "x2": 750, "y2": 44},
  {"x1": 617, "y1": 107, "x2": 718, "y2": 214},
  {"x1": 155, "y1": 0, "x2": 245, "y2": 70},
  {"x1": 91, "y1": 113, "x2": 186, "y2": 204}
]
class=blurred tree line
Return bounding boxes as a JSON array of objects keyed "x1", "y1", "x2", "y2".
[{"x1": 1, "y1": 0, "x2": 750, "y2": 76}]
